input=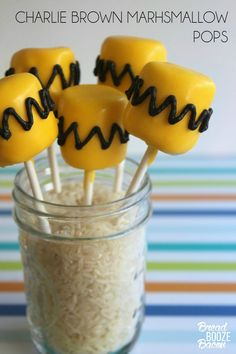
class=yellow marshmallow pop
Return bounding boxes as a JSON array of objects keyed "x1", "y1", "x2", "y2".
[
  {"x1": 57, "y1": 85, "x2": 128, "y2": 205},
  {"x1": 94, "y1": 35, "x2": 167, "y2": 192},
  {"x1": 0, "y1": 73, "x2": 58, "y2": 231},
  {"x1": 123, "y1": 61, "x2": 216, "y2": 195},
  {"x1": 6, "y1": 47, "x2": 80, "y2": 193}
]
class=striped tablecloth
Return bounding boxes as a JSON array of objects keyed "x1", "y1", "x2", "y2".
[{"x1": 1, "y1": 154, "x2": 236, "y2": 354}]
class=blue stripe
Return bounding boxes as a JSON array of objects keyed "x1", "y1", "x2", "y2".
[
  {"x1": 2, "y1": 209, "x2": 236, "y2": 217},
  {"x1": 148, "y1": 243, "x2": 236, "y2": 252},
  {"x1": 2, "y1": 166, "x2": 236, "y2": 175},
  {"x1": 0, "y1": 329, "x2": 235, "y2": 343},
  {"x1": 152, "y1": 210, "x2": 236, "y2": 217},
  {"x1": 2, "y1": 242, "x2": 236, "y2": 252},
  {"x1": 2, "y1": 222, "x2": 236, "y2": 235},
  {"x1": 0, "y1": 210, "x2": 12, "y2": 216},
  {"x1": 140, "y1": 330, "x2": 236, "y2": 342},
  {"x1": 1, "y1": 305, "x2": 236, "y2": 317},
  {"x1": 149, "y1": 167, "x2": 236, "y2": 175},
  {"x1": 0, "y1": 305, "x2": 26, "y2": 316},
  {"x1": 0, "y1": 243, "x2": 19, "y2": 250}
]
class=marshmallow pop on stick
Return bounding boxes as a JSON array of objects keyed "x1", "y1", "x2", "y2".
[
  {"x1": 123, "y1": 62, "x2": 216, "y2": 195},
  {"x1": 6, "y1": 47, "x2": 80, "y2": 193},
  {"x1": 0, "y1": 73, "x2": 58, "y2": 232},
  {"x1": 94, "y1": 36, "x2": 167, "y2": 193},
  {"x1": 57, "y1": 85, "x2": 129, "y2": 205}
]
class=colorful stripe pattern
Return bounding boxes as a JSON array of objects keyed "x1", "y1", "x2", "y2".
[{"x1": 1, "y1": 154, "x2": 236, "y2": 354}]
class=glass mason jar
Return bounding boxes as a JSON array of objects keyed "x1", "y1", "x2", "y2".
[{"x1": 13, "y1": 156, "x2": 152, "y2": 354}]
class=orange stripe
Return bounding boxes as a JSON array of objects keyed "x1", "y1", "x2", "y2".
[
  {"x1": 151, "y1": 195, "x2": 236, "y2": 201},
  {"x1": 1, "y1": 194, "x2": 236, "y2": 202},
  {"x1": 0, "y1": 282, "x2": 24, "y2": 292},
  {"x1": 1, "y1": 282, "x2": 236, "y2": 293},
  {"x1": 0, "y1": 194, "x2": 12, "y2": 201},
  {"x1": 146, "y1": 282, "x2": 236, "y2": 292}
]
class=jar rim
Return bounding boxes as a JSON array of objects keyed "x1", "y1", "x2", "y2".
[
  {"x1": 13, "y1": 202, "x2": 152, "y2": 241},
  {"x1": 13, "y1": 155, "x2": 152, "y2": 239},
  {"x1": 13, "y1": 155, "x2": 152, "y2": 216}
]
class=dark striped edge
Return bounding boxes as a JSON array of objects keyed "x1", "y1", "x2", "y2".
[
  {"x1": 2, "y1": 209, "x2": 236, "y2": 217},
  {"x1": 1, "y1": 305, "x2": 236, "y2": 317}
]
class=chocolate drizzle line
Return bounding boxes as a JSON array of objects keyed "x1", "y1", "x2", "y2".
[
  {"x1": 57, "y1": 116, "x2": 129, "y2": 150},
  {"x1": 5, "y1": 61, "x2": 80, "y2": 90},
  {"x1": 125, "y1": 76, "x2": 213, "y2": 133},
  {"x1": 93, "y1": 56, "x2": 135, "y2": 87},
  {"x1": 0, "y1": 89, "x2": 55, "y2": 140}
]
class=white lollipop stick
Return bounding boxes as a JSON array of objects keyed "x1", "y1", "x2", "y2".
[
  {"x1": 47, "y1": 144, "x2": 61, "y2": 193},
  {"x1": 24, "y1": 160, "x2": 51, "y2": 233},
  {"x1": 83, "y1": 170, "x2": 95, "y2": 205},
  {"x1": 126, "y1": 145, "x2": 157, "y2": 196},
  {"x1": 113, "y1": 160, "x2": 125, "y2": 193}
]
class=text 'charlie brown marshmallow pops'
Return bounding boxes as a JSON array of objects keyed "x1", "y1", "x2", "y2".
[
  {"x1": 57, "y1": 85, "x2": 129, "y2": 205},
  {"x1": 124, "y1": 61, "x2": 216, "y2": 195}
]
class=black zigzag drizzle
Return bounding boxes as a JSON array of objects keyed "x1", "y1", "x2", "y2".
[
  {"x1": 125, "y1": 76, "x2": 213, "y2": 133},
  {"x1": 93, "y1": 56, "x2": 135, "y2": 87},
  {"x1": 0, "y1": 89, "x2": 55, "y2": 140},
  {"x1": 5, "y1": 61, "x2": 80, "y2": 90},
  {"x1": 57, "y1": 116, "x2": 129, "y2": 150}
]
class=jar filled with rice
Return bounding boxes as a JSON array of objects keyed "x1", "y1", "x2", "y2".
[{"x1": 13, "y1": 156, "x2": 152, "y2": 354}]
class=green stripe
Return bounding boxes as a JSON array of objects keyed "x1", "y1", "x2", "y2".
[
  {"x1": 1, "y1": 261, "x2": 236, "y2": 272},
  {"x1": 1, "y1": 180, "x2": 235, "y2": 189},
  {"x1": 0, "y1": 180, "x2": 13, "y2": 188},
  {"x1": 148, "y1": 243, "x2": 236, "y2": 252},
  {"x1": 147, "y1": 262, "x2": 236, "y2": 271},
  {"x1": 152, "y1": 180, "x2": 236, "y2": 187},
  {"x1": 1, "y1": 176, "x2": 236, "y2": 189},
  {"x1": 0, "y1": 262, "x2": 22, "y2": 270}
]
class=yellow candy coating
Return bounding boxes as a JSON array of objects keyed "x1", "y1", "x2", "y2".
[
  {"x1": 97, "y1": 36, "x2": 167, "y2": 93},
  {"x1": 0, "y1": 73, "x2": 58, "y2": 167},
  {"x1": 57, "y1": 85, "x2": 128, "y2": 170},
  {"x1": 9, "y1": 47, "x2": 78, "y2": 103},
  {"x1": 124, "y1": 62, "x2": 216, "y2": 154}
]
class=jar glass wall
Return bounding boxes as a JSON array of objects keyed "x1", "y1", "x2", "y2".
[{"x1": 13, "y1": 156, "x2": 152, "y2": 354}]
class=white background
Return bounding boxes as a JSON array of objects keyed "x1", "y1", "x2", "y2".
[{"x1": 0, "y1": 0, "x2": 235, "y2": 156}]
